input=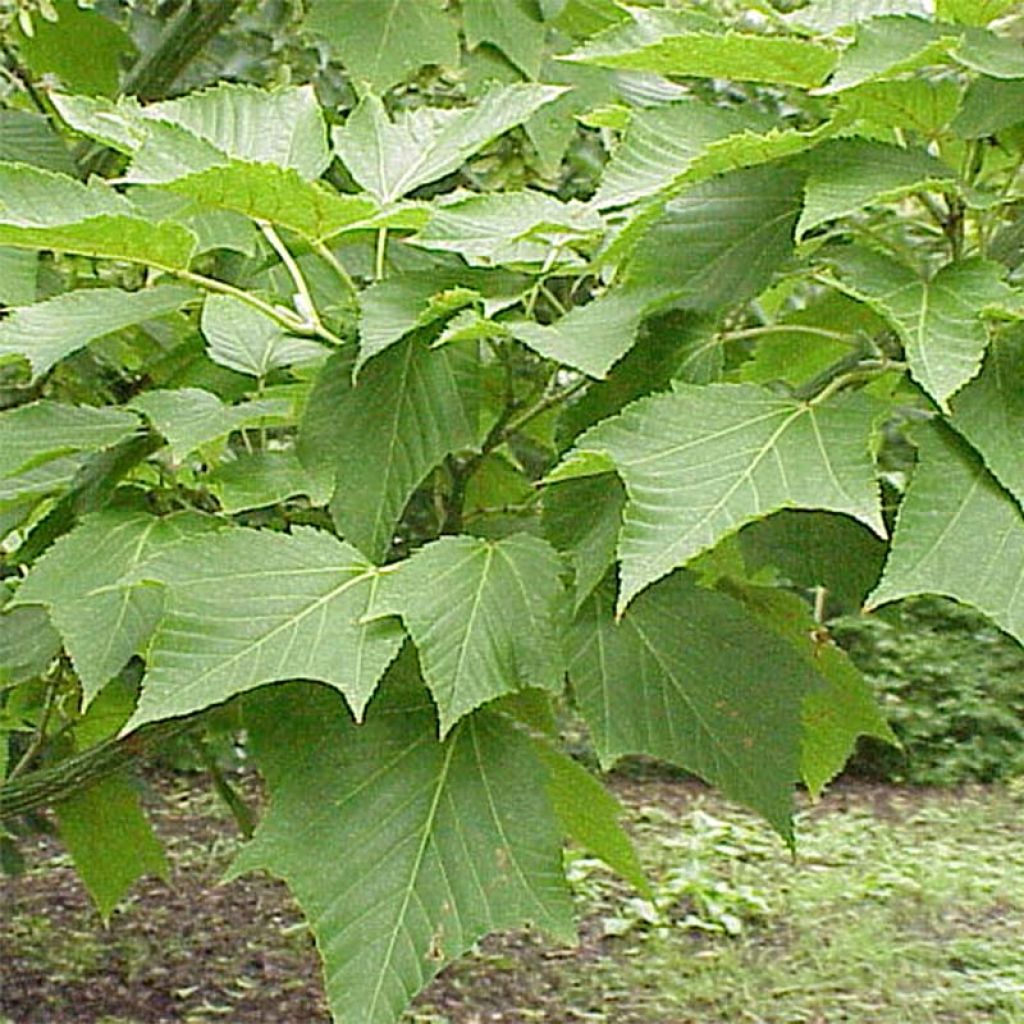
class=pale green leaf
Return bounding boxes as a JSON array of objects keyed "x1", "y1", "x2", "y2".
[
  {"x1": 208, "y1": 450, "x2": 332, "y2": 513},
  {"x1": 0, "y1": 285, "x2": 196, "y2": 379},
  {"x1": 533, "y1": 740, "x2": 650, "y2": 896},
  {"x1": 55, "y1": 773, "x2": 167, "y2": 921},
  {"x1": 954, "y1": 25, "x2": 1024, "y2": 78},
  {"x1": 231, "y1": 677, "x2": 574, "y2": 1024},
  {"x1": 0, "y1": 109, "x2": 76, "y2": 174},
  {"x1": 464, "y1": 0, "x2": 546, "y2": 78},
  {"x1": 300, "y1": 342, "x2": 478, "y2": 561},
  {"x1": 571, "y1": 383, "x2": 885, "y2": 610},
  {"x1": 951, "y1": 328, "x2": 1024, "y2": 507},
  {"x1": 12, "y1": 0, "x2": 134, "y2": 96},
  {"x1": 869, "y1": 423, "x2": 1024, "y2": 646},
  {"x1": 305, "y1": 0, "x2": 461, "y2": 93},
  {"x1": 938, "y1": 0, "x2": 1019, "y2": 25},
  {"x1": 376, "y1": 534, "x2": 567, "y2": 735},
  {"x1": 145, "y1": 83, "x2": 331, "y2": 179},
  {"x1": 509, "y1": 288, "x2": 659, "y2": 378},
  {"x1": 568, "y1": 573, "x2": 825, "y2": 836},
  {"x1": 131, "y1": 388, "x2": 291, "y2": 461},
  {"x1": 0, "y1": 163, "x2": 195, "y2": 269},
  {"x1": 410, "y1": 190, "x2": 600, "y2": 268},
  {"x1": 830, "y1": 247, "x2": 1016, "y2": 409},
  {"x1": 624, "y1": 165, "x2": 804, "y2": 312},
  {"x1": 0, "y1": 248, "x2": 37, "y2": 305},
  {"x1": 788, "y1": 0, "x2": 932, "y2": 34},
  {"x1": 542, "y1": 0, "x2": 629, "y2": 36},
  {"x1": 563, "y1": 28, "x2": 837, "y2": 88},
  {"x1": 821, "y1": 16, "x2": 958, "y2": 93},
  {"x1": 0, "y1": 401, "x2": 140, "y2": 480},
  {"x1": 200, "y1": 295, "x2": 326, "y2": 377},
  {"x1": 797, "y1": 138, "x2": 954, "y2": 237},
  {"x1": 15, "y1": 508, "x2": 215, "y2": 705},
  {"x1": 125, "y1": 527, "x2": 406, "y2": 729},
  {"x1": 333, "y1": 85, "x2": 564, "y2": 204},
  {"x1": 0, "y1": 455, "x2": 87, "y2": 511}
]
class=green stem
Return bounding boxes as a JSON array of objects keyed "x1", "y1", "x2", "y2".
[
  {"x1": 374, "y1": 227, "x2": 388, "y2": 281},
  {"x1": 313, "y1": 240, "x2": 358, "y2": 298},
  {"x1": 717, "y1": 324, "x2": 857, "y2": 346},
  {"x1": 259, "y1": 221, "x2": 322, "y2": 329}
]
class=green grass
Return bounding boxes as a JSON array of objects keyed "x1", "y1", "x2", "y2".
[
  {"x1": 413, "y1": 784, "x2": 1024, "y2": 1023},
  {"x1": 3, "y1": 779, "x2": 1022, "y2": 1024}
]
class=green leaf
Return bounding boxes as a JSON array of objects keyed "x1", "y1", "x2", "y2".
[
  {"x1": 837, "y1": 79, "x2": 962, "y2": 142},
  {"x1": 869, "y1": 422, "x2": 1024, "y2": 646},
  {"x1": 0, "y1": 248, "x2": 37, "y2": 305},
  {"x1": 937, "y1": 0, "x2": 1019, "y2": 25},
  {"x1": 953, "y1": 76, "x2": 1024, "y2": 137},
  {"x1": 125, "y1": 527, "x2": 406, "y2": 730},
  {"x1": 570, "y1": 382, "x2": 885, "y2": 610},
  {"x1": 55, "y1": 773, "x2": 167, "y2": 921},
  {"x1": 160, "y1": 162, "x2": 377, "y2": 241},
  {"x1": 231, "y1": 677, "x2": 574, "y2": 1024},
  {"x1": 533, "y1": 740, "x2": 650, "y2": 896},
  {"x1": 333, "y1": 85, "x2": 565, "y2": 204},
  {"x1": 15, "y1": 508, "x2": 215, "y2": 705},
  {"x1": 624, "y1": 165, "x2": 804, "y2": 311},
  {"x1": 12, "y1": 0, "x2": 135, "y2": 96},
  {"x1": 411, "y1": 190, "x2": 600, "y2": 268},
  {"x1": 739, "y1": 510, "x2": 887, "y2": 610},
  {"x1": 144, "y1": 83, "x2": 331, "y2": 179},
  {"x1": 562, "y1": 28, "x2": 837, "y2": 88},
  {"x1": 821, "y1": 16, "x2": 958, "y2": 93},
  {"x1": 788, "y1": 0, "x2": 932, "y2": 34},
  {"x1": 509, "y1": 287, "x2": 659, "y2": 378},
  {"x1": 720, "y1": 582, "x2": 895, "y2": 797},
  {"x1": 593, "y1": 98, "x2": 768, "y2": 209},
  {"x1": 543, "y1": 473, "x2": 625, "y2": 610},
  {"x1": 951, "y1": 328, "x2": 1024, "y2": 507},
  {"x1": 207, "y1": 450, "x2": 332, "y2": 513},
  {"x1": 954, "y1": 25, "x2": 1024, "y2": 78},
  {"x1": 300, "y1": 342, "x2": 478, "y2": 562},
  {"x1": 200, "y1": 295, "x2": 325, "y2": 377},
  {"x1": 0, "y1": 605, "x2": 61, "y2": 685},
  {"x1": 0, "y1": 285, "x2": 196, "y2": 379},
  {"x1": 0, "y1": 455, "x2": 87, "y2": 512},
  {"x1": 568, "y1": 574, "x2": 824, "y2": 836},
  {"x1": 797, "y1": 139, "x2": 954, "y2": 237},
  {"x1": 130, "y1": 388, "x2": 291, "y2": 462},
  {"x1": 830, "y1": 248, "x2": 1016, "y2": 409},
  {"x1": 542, "y1": 0, "x2": 629, "y2": 37},
  {"x1": 0, "y1": 163, "x2": 195, "y2": 269},
  {"x1": 0, "y1": 401, "x2": 140, "y2": 480},
  {"x1": 376, "y1": 534, "x2": 567, "y2": 735},
  {"x1": 464, "y1": 0, "x2": 546, "y2": 78},
  {"x1": 357, "y1": 268, "x2": 526, "y2": 369},
  {"x1": 305, "y1": 0, "x2": 461, "y2": 93},
  {"x1": 0, "y1": 109, "x2": 76, "y2": 174}
]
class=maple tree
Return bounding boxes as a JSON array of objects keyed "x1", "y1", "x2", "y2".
[{"x1": 2, "y1": 1, "x2": 1024, "y2": 1021}]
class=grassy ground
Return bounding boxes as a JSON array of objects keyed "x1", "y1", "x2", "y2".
[{"x1": 2, "y1": 773, "x2": 1022, "y2": 1023}]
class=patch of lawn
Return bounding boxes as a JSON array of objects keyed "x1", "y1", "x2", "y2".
[{"x1": 1, "y1": 777, "x2": 1021, "y2": 1023}]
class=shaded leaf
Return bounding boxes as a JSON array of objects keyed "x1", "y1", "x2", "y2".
[
  {"x1": 300, "y1": 342, "x2": 478, "y2": 561},
  {"x1": 305, "y1": 0, "x2": 460, "y2": 93},
  {"x1": 0, "y1": 285, "x2": 196, "y2": 379},
  {"x1": 207, "y1": 450, "x2": 331, "y2": 513},
  {"x1": 464, "y1": 0, "x2": 546, "y2": 78}
]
